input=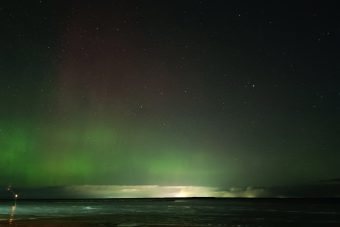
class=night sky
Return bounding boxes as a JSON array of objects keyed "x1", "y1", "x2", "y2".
[{"x1": 1, "y1": 1, "x2": 340, "y2": 198}]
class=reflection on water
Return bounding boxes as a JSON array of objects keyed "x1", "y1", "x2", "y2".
[{"x1": 8, "y1": 205, "x2": 16, "y2": 224}]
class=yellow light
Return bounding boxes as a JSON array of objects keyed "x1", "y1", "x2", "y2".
[{"x1": 175, "y1": 190, "x2": 188, "y2": 197}]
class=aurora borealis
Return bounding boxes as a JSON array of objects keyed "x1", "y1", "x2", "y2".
[{"x1": 1, "y1": 1, "x2": 340, "y2": 198}]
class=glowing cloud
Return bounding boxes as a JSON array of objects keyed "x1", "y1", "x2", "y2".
[{"x1": 61, "y1": 185, "x2": 267, "y2": 198}]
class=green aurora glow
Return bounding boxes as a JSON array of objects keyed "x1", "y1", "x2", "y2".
[{"x1": 1, "y1": 1, "x2": 340, "y2": 197}]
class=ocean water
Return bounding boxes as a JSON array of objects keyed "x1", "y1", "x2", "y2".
[{"x1": 0, "y1": 198, "x2": 340, "y2": 226}]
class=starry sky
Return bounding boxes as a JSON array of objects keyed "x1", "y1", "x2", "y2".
[{"x1": 1, "y1": 1, "x2": 340, "y2": 197}]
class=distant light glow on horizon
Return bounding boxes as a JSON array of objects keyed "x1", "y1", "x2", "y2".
[{"x1": 56, "y1": 185, "x2": 266, "y2": 198}]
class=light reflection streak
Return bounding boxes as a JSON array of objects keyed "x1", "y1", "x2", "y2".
[{"x1": 8, "y1": 205, "x2": 16, "y2": 224}]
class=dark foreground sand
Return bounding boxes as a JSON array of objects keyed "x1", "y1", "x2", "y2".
[{"x1": 2, "y1": 216, "x2": 340, "y2": 227}]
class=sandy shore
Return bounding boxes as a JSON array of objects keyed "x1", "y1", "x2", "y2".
[
  {"x1": 0, "y1": 218, "x2": 202, "y2": 227},
  {"x1": 0, "y1": 216, "x2": 200, "y2": 227},
  {"x1": 3, "y1": 217, "x2": 340, "y2": 227},
  {"x1": 1, "y1": 220, "x2": 90, "y2": 227}
]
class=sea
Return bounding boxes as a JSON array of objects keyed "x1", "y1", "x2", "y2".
[{"x1": 0, "y1": 198, "x2": 340, "y2": 226}]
